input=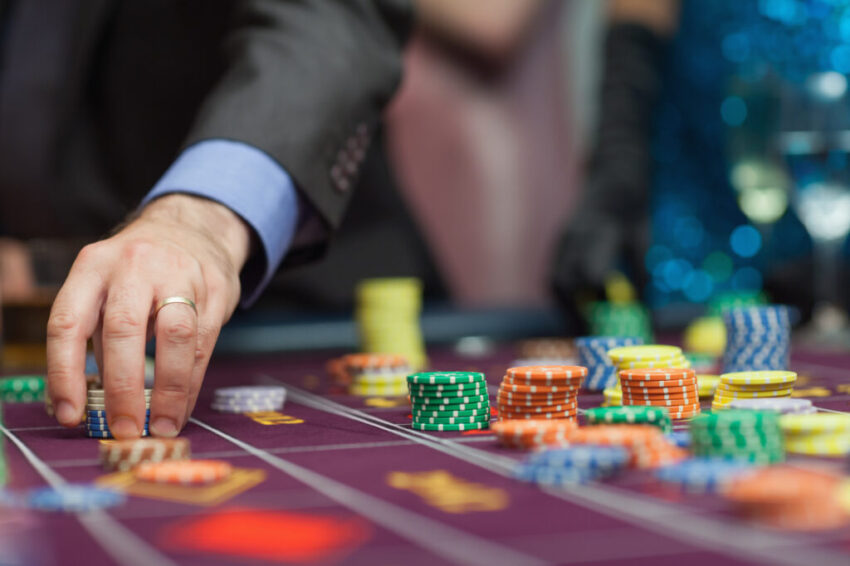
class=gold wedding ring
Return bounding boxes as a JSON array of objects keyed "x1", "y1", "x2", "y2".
[{"x1": 155, "y1": 296, "x2": 197, "y2": 316}]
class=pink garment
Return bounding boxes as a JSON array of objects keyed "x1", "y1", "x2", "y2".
[{"x1": 386, "y1": 5, "x2": 579, "y2": 307}]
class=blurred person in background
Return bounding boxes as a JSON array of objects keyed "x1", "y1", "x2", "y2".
[{"x1": 551, "y1": 0, "x2": 848, "y2": 334}]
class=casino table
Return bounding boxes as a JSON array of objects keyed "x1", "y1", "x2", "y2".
[{"x1": 1, "y1": 344, "x2": 849, "y2": 566}]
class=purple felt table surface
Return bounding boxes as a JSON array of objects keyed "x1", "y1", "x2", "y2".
[{"x1": 1, "y1": 345, "x2": 849, "y2": 566}]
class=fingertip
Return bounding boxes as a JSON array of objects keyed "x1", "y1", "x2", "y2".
[
  {"x1": 150, "y1": 417, "x2": 179, "y2": 438},
  {"x1": 55, "y1": 401, "x2": 80, "y2": 427},
  {"x1": 110, "y1": 416, "x2": 140, "y2": 439}
]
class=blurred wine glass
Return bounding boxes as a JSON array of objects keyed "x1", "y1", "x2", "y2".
[{"x1": 777, "y1": 72, "x2": 850, "y2": 340}]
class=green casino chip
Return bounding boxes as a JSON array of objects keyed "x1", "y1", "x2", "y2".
[
  {"x1": 410, "y1": 402, "x2": 490, "y2": 413},
  {"x1": 412, "y1": 414, "x2": 491, "y2": 425},
  {"x1": 407, "y1": 372, "x2": 485, "y2": 385},
  {"x1": 410, "y1": 381, "x2": 488, "y2": 392},
  {"x1": 414, "y1": 407, "x2": 490, "y2": 418},
  {"x1": 410, "y1": 386, "x2": 488, "y2": 399},
  {"x1": 410, "y1": 392, "x2": 489, "y2": 404},
  {"x1": 411, "y1": 421, "x2": 490, "y2": 431}
]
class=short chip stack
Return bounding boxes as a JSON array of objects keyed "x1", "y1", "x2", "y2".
[
  {"x1": 135, "y1": 459, "x2": 232, "y2": 485},
  {"x1": 497, "y1": 366, "x2": 585, "y2": 421},
  {"x1": 690, "y1": 410, "x2": 784, "y2": 464},
  {"x1": 722, "y1": 306, "x2": 791, "y2": 373},
  {"x1": 0, "y1": 376, "x2": 45, "y2": 403},
  {"x1": 618, "y1": 368, "x2": 701, "y2": 420},
  {"x1": 576, "y1": 336, "x2": 643, "y2": 391},
  {"x1": 655, "y1": 458, "x2": 753, "y2": 494},
  {"x1": 564, "y1": 425, "x2": 687, "y2": 469},
  {"x1": 711, "y1": 370, "x2": 796, "y2": 411},
  {"x1": 722, "y1": 466, "x2": 849, "y2": 531},
  {"x1": 86, "y1": 389, "x2": 151, "y2": 438},
  {"x1": 99, "y1": 438, "x2": 191, "y2": 472},
  {"x1": 608, "y1": 344, "x2": 690, "y2": 372},
  {"x1": 356, "y1": 278, "x2": 426, "y2": 371},
  {"x1": 779, "y1": 413, "x2": 850, "y2": 456},
  {"x1": 514, "y1": 445, "x2": 629, "y2": 486},
  {"x1": 343, "y1": 353, "x2": 410, "y2": 397},
  {"x1": 407, "y1": 372, "x2": 490, "y2": 431},
  {"x1": 491, "y1": 419, "x2": 578, "y2": 449},
  {"x1": 697, "y1": 374, "x2": 721, "y2": 398},
  {"x1": 212, "y1": 386, "x2": 286, "y2": 414},
  {"x1": 584, "y1": 406, "x2": 672, "y2": 434}
]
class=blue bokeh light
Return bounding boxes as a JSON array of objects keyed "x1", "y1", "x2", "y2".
[
  {"x1": 720, "y1": 96, "x2": 748, "y2": 126},
  {"x1": 731, "y1": 266, "x2": 764, "y2": 291},
  {"x1": 682, "y1": 269, "x2": 715, "y2": 302},
  {"x1": 730, "y1": 225, "x2": 763, "y2": 258}
]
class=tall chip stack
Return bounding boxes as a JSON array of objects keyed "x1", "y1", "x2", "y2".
[
  {"x1": 576, "y1": 336, "x2": 643, "y2": 391},
  {"x1": 711, "y1": 370, "x2": 796, "y2": 411},
  {"x1": 356, "y1": 278, "x2": 426, "y2": 371},
  {"x1": 607, "y1": 345, "x2": 697, "y2": 419},
  {"x1": 722, "y1": 305, "x2": 791, "y2": 372},
  {"x1": 497, "y1": 366, "x2": 585, "y2": 422},
  {"x1": 407, "y1": 372, "x2": 490, "y2": 431}
]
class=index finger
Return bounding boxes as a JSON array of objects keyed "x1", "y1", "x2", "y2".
[{"x1": 46, "y1": 266, "x2": 105, "y2": 427}]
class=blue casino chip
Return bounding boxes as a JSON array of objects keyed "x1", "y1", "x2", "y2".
[
  {"x1": 26, "y1": 485, "x2": 126, "y2": 512},
  {"x1": 576, "y1": 336, "x2": 644, "y2": 391},
  {"x1": 514, "y1": 465, "x2": 596, "y2": 486},
  {"x1": 655, "y1": 458, "x2": 753, "y2": 493},
  {"x1": 665, "y1": 430, "x2": 692, "y2": 448},
  {"x1": 86, "y1": 409, "x2": 150, "y2": 418}
]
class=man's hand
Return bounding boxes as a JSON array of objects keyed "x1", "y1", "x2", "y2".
[{"x1": 47, "y1": 194, "x2": 251, "y2": 439}]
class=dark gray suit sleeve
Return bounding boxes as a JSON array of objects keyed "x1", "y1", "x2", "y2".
[{"x1": 183, "y1": 0, "x2": 413, "y2": 242}]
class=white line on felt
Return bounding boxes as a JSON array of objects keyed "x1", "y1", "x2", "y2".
[
  {"x1": 0, "y1": 424, "x2": 177, "y2": 566},
  {"x1": 279, "y1": 382, "x2": 850, "y2": 566},
  {"x1": 188, "y1": 417, "x2": 547, "y2": 566}
]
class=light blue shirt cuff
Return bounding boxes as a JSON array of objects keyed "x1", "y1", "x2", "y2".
[{"x1": 143, "y1": 140, "x2": 299, "y2": 306}]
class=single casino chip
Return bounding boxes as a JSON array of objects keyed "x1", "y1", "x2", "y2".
[
  {"x1": 135, "y1": 459, "x2": 232, "y2": 485},
  {"x1": 413, "y1": 407, "x2": 491, "y2": 418},
  {"x1": 87, "y1": 409, "x2": 150, "y2": 418},
  {"x1": 407, "y1": 372, "x2": 485, "y2": 385},
  {"x1": 617, "y1": 356, "x2": 690, "y2": 369},
  {"x1": 409, "y1": 381, "x2": 488, "y2": 392},
  {"x1": 505, "y1": 365, "x2": 587, "y2": 382},
  {"x1": 500, "y1": 410, "x2": 575, "y2": 421},
  {"x1": 620, "y1": 377, "x2": 697, "y2": 389},
  {"x1": 410, "y1": 385, "x2": 488, "y2": 398},
  {"x1": 411, "y1": 421, "x2": 489, "y2": 431},
  {"x1": 87, "y1": 389, "x2": 152, "y2": 398},
  {"x1": 720, "y1": 371, "x2": 796, "y2": 386},
  {"x1": 87, "y1": 429, "x2": 149, "y2": 439},
  {"x1": 727, "y1": 398, "x2": 814, "y2": 414},
  {"x1": 498, "y1": 382, "x2": 578, "y2": 394},
  {"x1": 99, "y1": 438, "x2": 191, "y2": 472},
  {"x1": 343, "y1": 353, "x2": 410, "y2": 371},
  {"x1": 607, "y1": 345, "x2": 682, "y2": 363},
  {"x1": 413, "y1": 414, "x2": 491, "y2": 425},
  {"x1": 86, "y1": 402, "x2": 151, "y2": 411},
  {"x1": 411, "y1": 401, "x2": 490, "y2": 413},
  {"x1": 410, "y1": 392, "x2": 489, "y2": 404},
  {"x1": 620, "y1": 383, "x2": 699, "y2": 395},
  {"x1": 619, "y1": 368, "x2": 696, "y2": 381},
  {"x1": 779, "y1": 413, "x2": 850, "y2": 434},
  {"x1": 497, "y1": 403, "x2": 576, "y2": 415},
  {"x1": 26, "y1": 485, "x2": 126, "y2": 512}
]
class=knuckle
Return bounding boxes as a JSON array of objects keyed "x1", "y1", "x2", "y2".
[
  {"x1": 103, "y1": 310, "x2": 145, "y2": 339},
  {"x1": 105, "y1": 382, "x2": 139, "y2": 399},
  {"x1": 122, "y1": 240, "x2": 155, "y2": 263},
  {"x1": 156, "y1": 380, "x2": 191, "y2": 398},
  {"x1": 162, "y1": 320, "x2": 195, "y2": 345},
  {"x1": 47, "y1": 309, "x2": 80, "y2": 339}
]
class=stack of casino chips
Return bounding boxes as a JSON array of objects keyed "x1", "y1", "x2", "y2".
[
  {"x1": 584, "y1": 406, "x2": 672, "y2": 434},
  {"x1": 514, "y1": 445, "x2": 629, "y2": 486},
  {"x1": 497, "y1": 366, "x2": 585, "y2": 421},
  {"x1": 722, "y1": 306, "x2": 791, "y2": 372},
  {"x1": 86, "y1": 389, "x2": 151, "y2": 438},
  {"x1": 723, "y1": 466, "x2": 850, "y2": 531},
  {"x1": 711, "y1": 370, "x2": 796, "y2": 411},
  {"x1": 99, "y1": 438, "x2": 191, "y2": 472},
  {"x1": 135, "y1": 459, "x2": 233, "y2": 485},
  {"x1": 212, "y1": 386, "x2": 286, "y2": 413},
  {"x1": 618, "y1": 368, "x2": 701, "y2": 420},
  {"x1": 587, "y1": 302, "x2": 653, "y2": 343},
  {"x1": 565, "y1": 425, "x2": 687, "y2": 469},
  {"x1": 0, "y1": 376, "x2": 45, "y2": 403},
  {"x1": 779, "y1": 413, "x2": 850, "y2": 457},
  {"x1": 728, "y1": 397, "x2": 815, "y2": 415},
  {"x1": 343, "y1": 353, "x2": 410, "y2": 397},
  {"x1": 407, "y1": 372, "x2": 490, "y2": 431},
  {"x1": 575, "y1": 336, "x2": 643, "y2": 391},
  {"x1": 356, "y1": 278, "x2": 426, "y2": 371},
  {"x1": 607, "y1": 344, "x2": 690, "y2": 372},
  {"x1": 491, "y1": 419, "x2": 577, "y2": 449},
  {"x1": 689, "y1": 410, "x2": 784, "y2": 464},
  {"x1": 655, "y1": 459, "x2": 753, "y2": 494}
]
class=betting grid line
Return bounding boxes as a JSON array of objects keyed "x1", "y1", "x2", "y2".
[
  {"x1": 0, "y1": 424, "x2": 178, "y2": 566},
  {"x1": 187, "y1": 417, "x2": 549, "y2": 566},
  {"x1": 278, "y1": 382, "x2": 850, "y2": 566}
]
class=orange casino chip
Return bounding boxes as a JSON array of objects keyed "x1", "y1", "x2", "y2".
[
  {"x1": 135, "y1": 459, "x2": 233, "y2": 485},
  {"x1": 499, "y1": 410, "x2": 575, "y2": 421},
  {"x1": 497, "y1": 404, "x2": 577, "y2": 417},
  {"x1": 496, "y1": 393, "x2": 575, "y2": 405},
  {"x1": 499, "y1": 381, "x2": 579, "y2": 395},
  {"x1": 506, "y1": 366, "x2": 588, "y2": 380},
  {"x1": 619, "y1": 377, "x2": 697, "y2": 389},
  {"x1": 619, "y1": 368, "x2": 696, "y2": 382},
  {"x1": 342, "y1": 353, "x2": 409, "y2": 371},
  {"x1": 620, "y1": 384, "x2": 699, "y2": 397},
  {"x1": 491, "y1": 419, "x2": 577, "y2": 448}
]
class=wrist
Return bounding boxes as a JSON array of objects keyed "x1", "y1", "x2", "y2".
[{"x1": 140, "y1": 194, "x2": 252, "y2": 271}]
